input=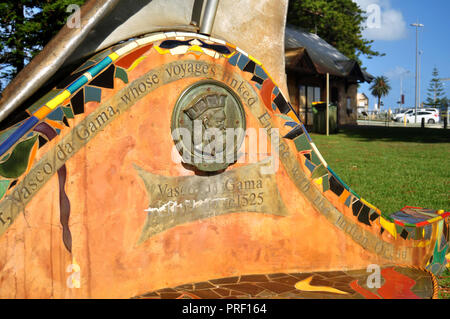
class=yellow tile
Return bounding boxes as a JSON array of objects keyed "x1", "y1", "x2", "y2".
[
  {"x1": 249, "y1": 55, "x2": 262, "y2": 66},
  {"x1": 108, "y1": 52, "x2": 120, "y2": 61},
  {"x1": 46, "y1": 90, "x2": 71, "y2": 110},
  {"x1": 380, "y1": 217, "x2": 397, "y2": 239}
]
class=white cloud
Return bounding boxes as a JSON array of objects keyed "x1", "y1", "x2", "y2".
[
  {"x1": 384, "y1": 66, "x2": 412, "y2": 79},
  {"x1": 353, "y1": 0, "x2": 407, "y2": 41}
]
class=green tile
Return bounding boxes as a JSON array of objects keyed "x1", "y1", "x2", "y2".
[
  {"x1": 0, "y1": 135, "x2": 38, "y2": 179},
  {"x1": 62, "y1": 106, "x2": 75, "y2": 119},
  {"x1": 115, "y1": 67, "x2": 129, "y2": 84},
  {"x1": 293, "y1": 134, "x2": 311, "y2": 152},
  {"x1": 311, "y1": 164, "x2": 328, "y2": 180},
  {"x1": 322, "y1": 174, "x2": 330, "y2": 192},
  {"x1": 0, "y1": 179, "x2": 10, "y2": 200},
  {"x1": 311, "y1": 151, "x2": 321, "y2": 165}
]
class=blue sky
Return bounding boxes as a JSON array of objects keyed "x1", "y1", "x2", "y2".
[{"x1": 355, "y1": 0, "x2": 450, "y2": 111}]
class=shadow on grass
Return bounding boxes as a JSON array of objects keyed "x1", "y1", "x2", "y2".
[{"x1": 336, "y1": 125, "x2": 450, "y2": 144}]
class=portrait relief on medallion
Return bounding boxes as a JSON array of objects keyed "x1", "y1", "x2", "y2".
[{"x1": 171, "y1": 80, "x2": 246, "y2": 172}]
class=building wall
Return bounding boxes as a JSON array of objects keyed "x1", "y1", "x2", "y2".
[
  {"x1": 335, "y1": 83, "x2": 358, "y2": 125},
  {"x1": 286, "y1": 72, "x2": 358, "y2": 127}
]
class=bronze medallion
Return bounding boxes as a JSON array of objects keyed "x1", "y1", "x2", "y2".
[{"x1": 171, "y1": 80, "x2": 246, "y2": 172}]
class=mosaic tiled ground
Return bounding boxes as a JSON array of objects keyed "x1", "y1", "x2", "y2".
[{"x1": 133, "y1": 266, "x2": 437, "y2": 299}]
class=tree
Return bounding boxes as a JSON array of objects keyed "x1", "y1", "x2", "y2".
[
  {"x1": 370, "y1": 76, "x2": 391, "y2": 111},
  {"x1": 424, "y1": 67, "x2": 447, "y2": 108},
  {"x1": 0, "y1": 0, "x2": 86, "y2": 90},
  {"x1": 287, "y1": 0, "x2": 383, "y2": 64}
]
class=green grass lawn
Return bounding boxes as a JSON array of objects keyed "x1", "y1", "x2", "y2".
[
  {"x1": 311, "y1": 125, "x2": 450, "y2": 298},
  {"x1": 310, "y1": 126, "x2": 450, "y2": 215}
]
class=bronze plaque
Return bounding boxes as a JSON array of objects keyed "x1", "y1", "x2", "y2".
[{"x1": 171, "y1": 80, "x2": 246, "y2": 172}]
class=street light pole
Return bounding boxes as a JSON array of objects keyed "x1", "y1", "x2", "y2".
[
  {"x1": 411, "y1": 22, "x2": 424, "y2": 124},
  {"x1": 418, "y1": 50, "x2": 422, "y2": 110}
]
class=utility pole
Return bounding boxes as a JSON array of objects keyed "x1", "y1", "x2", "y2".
[
  {"x1": 418, "y1": 50, "x2": 423, "y2": 109},
  {"x1": 411, "y1": 22, "x2": 424, "y2": 124}
]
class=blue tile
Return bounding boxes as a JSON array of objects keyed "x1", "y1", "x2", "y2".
[
  {"x1": 228, "y1": 52, "x2": 240, "y2": 66},
  {"x1": 47, "y1": 107, "x2": 64, "y2": 121},
  {"x1": 237, "y1": 54, "x2": 250, "y2": 70},
  {"x1": 255, "y1": 65, "x2": 268, "y2": 80},
  {"x1": 305, "y1": 158, "x2": 316, "y2": 173}
]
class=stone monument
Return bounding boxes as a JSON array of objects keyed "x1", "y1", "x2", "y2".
[{"x1": 0, "y1": 0, "x2": 447, "y2": 299}]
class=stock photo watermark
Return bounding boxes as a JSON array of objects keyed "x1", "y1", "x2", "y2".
[
  {"x1": 366, "y1": 4, "x2": 381, "y2": 29},
  {"x1": 66, "y1": 263, "x2": 81, "y2": 289},
  {"x1": 66, "y1": 4, "x2": 81, "y2": 29}
]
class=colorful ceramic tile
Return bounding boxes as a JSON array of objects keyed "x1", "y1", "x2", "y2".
[
  {"x1": 84, "y1": 86, "x2": 102, "y2": 103},
  {"x1": 0, "y1": 180, "x2": 10, "y2": 200},
  {"x1": 358, "y1": 205, "x2": 371, "y2": 226},
  {"x1": 304, "y1": 159, "x2": 316, "y2": 173},
  {"x1": 115, "y1": 67, "x2": 129, "y2": 84},
  {"x1": 352, "y1": 200, "x2": 363, "y2": 217},
  {"x1": 310, "y1": 151, "x2": 321, "y2": 165},
  {"x1": 237, "y1": 54, "x2": 250, "y2": 70},
  {"x1": 293, "y1": 134, "x2": 310, "y2": 152},
  {"x1": 62, "y1": 106, "x2": 75, "y2": 119},
  {"x1": 116, "y1": 44, "x2": 153, "y2": 69},
  {"x1": 273, "y1": 94, "x2": 290, "y2": 114},
  {"x1": 255, "y1": 65, "x2": 268, "y2": 80},
  {"x1": 322, "y1": 174, "x2": 330, "y2": 192},
  {"x1": 71, "y1": 90, "x2": 85, "y2": 115},
  {"x1": 243, "y1": 60, "x2": 256, "y2": 74},
  {"x1": 227, "y1": 52, "x2": 240, "y2": 66},
  {"x1": 90, "y1": 64, "x2": 115, "y2": 89},
  {"x1": 251, "y1": 75, "x2": 264, "y2": 85},
  {"x1": 311, "y1": 164, "x2": 328, "y2": 180},
  {"x1": 329, "y1": 175, "x2": 345, "y2": 196},
  {"x1": 0, "y1": 135, "x2": 38, "y2": 179},
  {"x1": 47, "y1": 107, "x2": 64, "y2": 122},
  {"x1": 344, "y1": 195, "x2": 352, "y2": 208}
]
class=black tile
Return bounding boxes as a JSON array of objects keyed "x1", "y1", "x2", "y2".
[
  {"x1": 400, "y1": 229, "x2": 409, "y2": 240},
  {"x1": 90, "y1": 65, "x2": 115, "y2": 89},
  {"x1": 71, "y1": 90, "x2": 85, "y2": 115},
  {"x1": 273, "y1": 93, "x2": 291, "y2": 114},
  {"x1": 8, "y1": 180, "x2": 17, "y2": 189},
  {"x1": 243, "y1": 60, "x2": 256, "y2": 74},
  {"x1": 369, "y1": 211, "x2": 379, "y2": 222},
  {"x1": 199, "y1": 40, "x2": 231, "y2": 54},
  {"x1": 160, "y1": 39, "x2": 191, "y2": 49},
  {"x1": 352, "y1": 200, "x2": 363, "y2": 217},
  {"x1": 38, "y1": 135, "x2": 48, "y2": 148},
  {"x1": 283, "y1": 126, "x2": 303, "y2": 140},
  {"x1": 357, "y1": 205, "x2": 371, "y2": 226},
  {"x1": 329, "y1": 175, "x2": 344, "y2": 196},
  {"x1": 62, "y1": 117, "x2": 70, "y2": 128},
  {"x1": 251, "y1": 75, "x2": 264, "y2": 85}
]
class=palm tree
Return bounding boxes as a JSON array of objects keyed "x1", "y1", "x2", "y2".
[{"x1": 370, "y1": 76, "x2": 391, "y2": 111}]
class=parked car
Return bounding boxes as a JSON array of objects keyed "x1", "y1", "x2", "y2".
[
  {"x1": 422, "y1": 108, "x2": 440, "y2": 116},
  {"x1": 403, "y1": 110, "x2": 439, "y2": 124},
  {"x1": 393, "y1": 109, "x2": 414, "y2": 122}
]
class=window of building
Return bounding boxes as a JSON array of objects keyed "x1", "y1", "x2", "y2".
[{"x1": 298, "y1": 85, "x2": 321, "y2": 125}]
